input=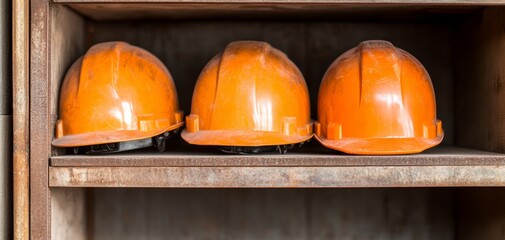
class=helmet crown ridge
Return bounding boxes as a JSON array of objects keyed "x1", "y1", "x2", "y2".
[
  {"x1": 52, "y1": 41, "x2": 184, "y2": 147},
  {"x1": 315, "y1": 40, "x2": 443, "y2": 154},
  {"x1": 182, "y1": 40, "x2": 313, "y2": 147}
]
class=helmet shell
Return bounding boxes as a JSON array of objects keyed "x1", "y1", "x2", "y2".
[
  {"x1": 52, "y1": 41, "x2": 184, "y2": 147},
  {"x1": 182, "y1": 41, "x2": 313, "y2": 146},
  {"x1": 315, "y1": 40, "x2": 443, "y2": 154}
]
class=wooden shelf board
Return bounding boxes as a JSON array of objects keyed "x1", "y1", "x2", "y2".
[{"x1": 49, "y1": 146, "x2": 505, "y2": 187}]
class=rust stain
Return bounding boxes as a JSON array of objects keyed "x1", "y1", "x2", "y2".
[
  {"x1": 49, "y1": 165, "x2": 505, "y2": 188},
  {"x1": 13, "y1": 0, "x2": 29, "y2": 239}
]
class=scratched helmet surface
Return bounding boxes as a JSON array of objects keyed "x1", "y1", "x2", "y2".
[
  {"x1": 52, "y1": 41, "x2": 184, "y2": 148},
  {"x1": 182, "y1": 41, "x2": 313, "y2": 147},
  {"x1": 315, "y1": 40, "x2": 443, "y2": 155}
]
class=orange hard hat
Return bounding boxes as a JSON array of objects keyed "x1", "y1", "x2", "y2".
[
  {"x1": 181, "y1": 41, "x2": 313, "y2": 149},
  {"x1": 315, "y1": 40, "x2": 443, "y2": 155},
  {"x1": 52, "y1": 41, "x2": 184, "y2": 153}
]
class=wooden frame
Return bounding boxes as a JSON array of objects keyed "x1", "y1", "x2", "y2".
[{"x1": 23, "y1": 1, "x2": 505, "y2": 239}]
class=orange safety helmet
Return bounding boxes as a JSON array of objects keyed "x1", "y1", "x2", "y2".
[
  {"x1": 52, "y1": 41, "x2": 184, "y2": 153},
  {"x1": 315, "y1": 40, "x2": 443, "y2": 155},
  {"x1": 181, "y1": 41, "x2": 312, "y2": 152}
]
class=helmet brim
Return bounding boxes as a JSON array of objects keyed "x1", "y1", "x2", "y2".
[
  {"x1": 314, "y1": 133, "x2": 444, "y2": 155},
  {"x1": 181, "y1": 129, "x2": 312, "y2": 147},
  {"x1": 52, "y1": 122, "x2": 184, "y2": 147}
]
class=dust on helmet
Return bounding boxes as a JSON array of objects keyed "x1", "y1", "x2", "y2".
[
  {"x1": 182, "y1": 41, "x2": 313, "y2": 153},
  {"x1": 52, "y1": 41, "x2": 184, "y2": 154}
]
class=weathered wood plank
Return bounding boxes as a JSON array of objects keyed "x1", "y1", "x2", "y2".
[
  {"x1": 456, "y1": 7, "x2": 505, "y2": 153},
  {"x1": 308, "y1": 188, "x2": 454, "y2": 239},
  {"x1": 90, "y1": 188, "x2": 454, "y2": 240},
  {"x1": 49, "y1": 165, "x2": 505, "y2": 187}
]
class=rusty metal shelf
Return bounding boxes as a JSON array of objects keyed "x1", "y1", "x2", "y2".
[
  {"x1": 56, "y1": 1, "x2": 491, "y2": 21},
  {"x1": 49, "y1": 146, "x2": 505, "y2": 188},
  {"x1": 53, "y1": 0, "x2": 505, "y2": 4}
]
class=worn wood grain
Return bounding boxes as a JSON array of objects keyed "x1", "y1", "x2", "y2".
[
  {"x1": 456, "y1": 7, "x2": 505, "y2": 153},
  {"x1": 308, "y1": 188, "x2": 454, "y2": 239},
  {"x1": 90, "y1": 188, "x2": 454, "y2": 240},
  {"x1": 50, "y1": 146, "x2": 505, "y2": 167},
  {"x1": 49, "y1": 165, "x2": 505, "y2": 187}
]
